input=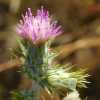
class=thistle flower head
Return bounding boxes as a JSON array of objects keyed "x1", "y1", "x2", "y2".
[
  {"x1": 42, "y1": 66, "x2": 89, "y2": 93},
  {"x1": 17, "y1": 7, "x2": 62, "y2": 43}
]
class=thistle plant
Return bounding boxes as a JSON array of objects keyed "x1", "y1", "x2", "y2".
[{"x1": 12, "y1": 7, "x2": 88, "y2": 99}]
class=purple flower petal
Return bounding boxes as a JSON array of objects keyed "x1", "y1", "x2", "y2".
[{"x1": 16, "y1": 7, "x2": 62, "y2": 43}]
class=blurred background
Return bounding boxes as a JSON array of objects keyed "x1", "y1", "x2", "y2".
[{"x1": 0, "y1": 0, "x2": 100, "y2": 100}]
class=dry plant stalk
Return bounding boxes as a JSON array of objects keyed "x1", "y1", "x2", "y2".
[{"x1": 0, "y1": 37, "x2": 100, "y2": 72}]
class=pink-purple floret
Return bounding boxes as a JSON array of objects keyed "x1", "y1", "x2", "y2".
[{"x1": 17, "y1": 7, "x2": 62, "y2": 43}]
